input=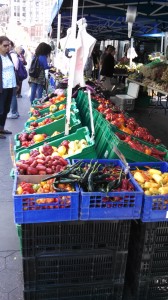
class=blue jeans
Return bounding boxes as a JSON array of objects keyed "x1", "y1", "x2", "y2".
[
  {"x1": 9, "y1": 87, "x2": 18, "y2": 114},
  {"x1": 30, "y1": 82, "x2": 44, "y2": 104}
]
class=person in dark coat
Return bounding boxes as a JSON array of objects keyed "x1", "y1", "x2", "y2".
[{"x1": 100, "y1": 46, "x2": 116, "y2": 90}]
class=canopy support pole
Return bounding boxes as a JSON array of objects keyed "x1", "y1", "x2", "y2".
[
  {"x1": 129, "y1": 37, "x2": 133, "y2": 67},
  {"x1": 56, "y1": 13, "x2": 61, "y2": 51},
  {"x1": 161, "y1": 34, "x2": 164, "y2": 53},
  {"x1": 65, "y1": 0, "x2": 79, "y2": 135}
]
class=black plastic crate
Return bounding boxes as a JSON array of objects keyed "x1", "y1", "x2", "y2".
[
  {"x1": 129, "y1": 276, "x2": 168, "y2": 300},
  {"x1": 24, "y1": 283, "x2": 124, "y2": 300},
  {"x1": 129, "y1": 221, "x2": 168, "y2": 254},
  {"x1": 124, "y1": 221, "x2": 168, "y2": 300},
  {"x1": 23, "y1": 251, "x2": 127, "y2": 289},
  {"x1": 126, "y1": 221, "x2": 168, "y2": 280},
  {"x1": 20, "y1": 220, "x2": 131, "y2": 257}
]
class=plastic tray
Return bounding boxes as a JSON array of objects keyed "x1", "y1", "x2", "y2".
[
  {"x1": 23, "y1": 251, "x2": 126, "y2": 289},
  {"x1": 16, "y1": 127, "x2": 97, "y2": 162},
  {"x1": 129, "y1": 162, "x2": 168, "y2": 222},
  {"x1": 14, "y1": 114, "x2": 81, "y2": 153},
  {"x1": 13, "y1": 175, "x2": 79, "y2": 224},
  {"x1": 73, "y1": 159, "x2": 143, "y2": 220},
  {"x1": 24, "y1": 283, "x2": 124, "y2": 300},
  {"x1": 18, "y1": 220, "x2": 131, "y2": 257}
]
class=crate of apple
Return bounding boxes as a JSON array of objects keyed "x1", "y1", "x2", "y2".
[
  {"x1": 28, "y1": 117, "x2": 55, "y2": 130},
  {"x1": 16, "y1": 149, "x2": 68, "y2": 175},
  {"x1": 16, "y1": 139, "x2": 88, "y2": 175},
  {"x1": 17, "y1": 132, "x2": 48, "y2": 148}
]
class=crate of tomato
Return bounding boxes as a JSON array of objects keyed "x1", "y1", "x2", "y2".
[
  {"x1": 72, "y1": 159, "x2": 143, "y2": 220},
  {"x1": 13, "y1": 167, "x2": 79, "y2": 224},
  {"x1": 108, "y1": 131, "x2": 168, "y2": 162}
]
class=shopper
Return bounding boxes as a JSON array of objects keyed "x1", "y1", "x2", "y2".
[
  {"x1": 7, "y1": 41, "x2": 20, "y2": 119},
  {"x1": 29, "y1": 42, "x2": 52, "y2": 104},
  {"x1": 15, "y1": 46, "x2": 27, "y2": 98},
  {"x1": 0, "y1": 36, "x2": 17, "y2": 138},
  {"x1": 100, "y1": 46, "x2": 116, "y2": 90},
  {"x1": 99, "y1": 45, "x2": 111, "y2": 76}
]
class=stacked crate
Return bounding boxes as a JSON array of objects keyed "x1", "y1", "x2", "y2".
[
  {"x1": 124, "y1": 221, "x2": 168, "y2": 300},
  {"x1": 19, "y1": 220, "x2": 131, "y2": 300}
]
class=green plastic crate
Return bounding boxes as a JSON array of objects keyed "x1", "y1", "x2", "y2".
[
  {"x1": 25, "y1": 106, "x2": 80, "y2": 130},
  {"x1": 29, "y1": 99, "x2": 76, "y2": 117},
  {"x1": 16, "y1": 224, "x2": 22, "y2": 252},
  {"x1": 16, "y1": 127, "x2": 97, "y2": 161},
  {"x1": 107, "y1": 131, "x2": 168, "y2": 162},
  {"x1": 14, "y1": 114, "x2": 81, "y2": 153},
  {"x1": 109, "y1": 121, "x2": 168, "y2": 152},
  {"x1": 95, "y1": 123, "x2": 114, "y2": 159},
  {"x1": 32, "y1": 96, "x2": 66, "y2": 107}
]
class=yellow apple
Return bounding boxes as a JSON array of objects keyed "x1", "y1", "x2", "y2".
[
  {"x1": 57, "y1": 145, "x2": 67, "y2": 156},
  {"x1": 20, "y1": 153, "x2": 30, "y2": 160},
  {"x1": 33, "y1": 134, "x2": 45, "y2": 143}
]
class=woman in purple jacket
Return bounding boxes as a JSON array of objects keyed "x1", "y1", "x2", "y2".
[{"x1": 29, "y1": 42, "x2": 52, "y2": 104}]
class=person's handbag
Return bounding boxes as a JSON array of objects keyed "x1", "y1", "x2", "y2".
[{"x1": 17, "y1": 58, "x2": 28, "y2": 81}]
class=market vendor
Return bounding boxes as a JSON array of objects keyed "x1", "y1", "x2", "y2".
[{"x1": 100, "y1": 45, "x2": 116, "y2": 90}]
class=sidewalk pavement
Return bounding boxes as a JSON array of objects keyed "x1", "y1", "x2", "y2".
[{"x1": 0, "y1": 80, "x2": 31, "y2": 300}]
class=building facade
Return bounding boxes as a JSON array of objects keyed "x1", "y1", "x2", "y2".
[{"x1": 8, "y1": 0, "x2": 55, "y2": 41}]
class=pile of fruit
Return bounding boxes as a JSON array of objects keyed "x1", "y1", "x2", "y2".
[
  {"x1": 17, "y1": 179, "x2": 74, "y2": 195},
  {"x1": 97, "y1": 104, "x2": 161, "y2": 145},
  {"x1": 16, "y1": 152, "x2": 68, "y2": 175},
  {"x1": 32, "y1": 94, "x2": 65, "y2": 110},
  {"x1": 16, "y1": 139, "x2": 88, "y2": 175},
  {"x1": 16, "y1": 179, "x2": 73, "y2": 211},
  {"x1": 28, "y1": 103, "x2": 66, "y2": 121},
  {"x1": 132, "y1": 168, "x2": 168, "y2": 196},
  {"x1": 28, "y1": 114, "x2": 64, "y2": 131},
  {"x1": 18, "y1": 131, "x2": 61, "y2": 148},
  {"x1": 116, "y1": 133, "x2": 166, "y2": 160}
]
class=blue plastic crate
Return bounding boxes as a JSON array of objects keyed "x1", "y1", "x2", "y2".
[
  {"x1": 13, "y1": 175, "x2": 79, "y2": 224},
  {"x1": 73, "y1": 159, "x2": 143, "y2": 221},
  {"x1": 129, "y1": 162, "x2": 168, "y2": 222}
]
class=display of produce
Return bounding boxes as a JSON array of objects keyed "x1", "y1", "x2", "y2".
[
  {"x1": 43, "y1": 160, "x2": 135, "y2": 193},
  {"x1": 132, "y1": 167, "x2": 168, "y2": 195},
  {"x1": 116, "y1": 133, "x2": 167, "y2": 160},
  {"x1": 16, "y1": 152, "x2": 68, "y2": 175},
  {"x1": 17, "y1": 178, "x2": 74, "y2": 195},
  {"x1": 27, "y1": 115, "x2": 64, "y2": 130},
  {"x1": 10, "y1": 74, "x2": 168, "y2": 300},
  {"x1": 97, "y1": 104, "x2": 161, "y2": 145},
  {"x1": 128, "y1": 59, "x2": 168, "y2": 93},
  {"x1": 28, "y1": 103, "x2": 66, "y2": 121},
  {"x1": 16, "y1": 138, "x2": 88, "y2": 175}
]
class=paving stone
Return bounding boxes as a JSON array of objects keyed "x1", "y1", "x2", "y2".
[
  {"x1": 0, "y1": 202, "x2": 20, "y2": 251},
  {"x1": 0, "y1": 257, "x2": 5, "y2": 271},
  {"x1": 0, "y1": 269, "x2": 21, "y2": 293},
  {"x1": 6, "y1": 251, "x2": 22, "y2": 271},
  {"x1": 0, "y1": 292, "x2": 8, "y2": 300},
  {"x1": 0, "y1": 251, "x2": 15, "y2": 258},
  {"x1": 9, "y1": 287, "x2": 23, "y2": 300}
]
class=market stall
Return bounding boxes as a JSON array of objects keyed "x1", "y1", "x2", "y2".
[{"x1": 12, "y1": 1, "x2": 168, "y2": 300}]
